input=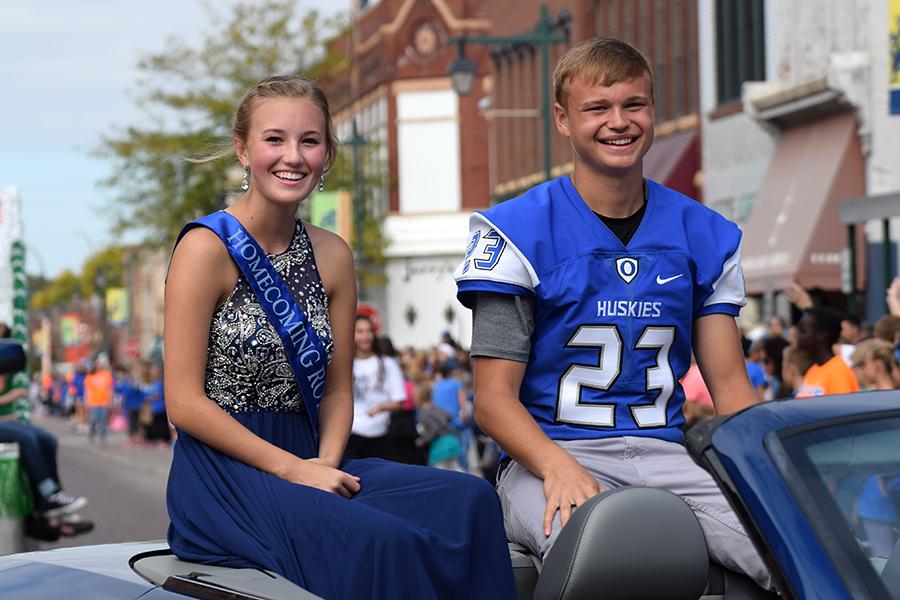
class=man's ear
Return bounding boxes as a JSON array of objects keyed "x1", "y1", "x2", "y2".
[{"x1": 554, "y1": 102, "x2": 570, "y2": 137}]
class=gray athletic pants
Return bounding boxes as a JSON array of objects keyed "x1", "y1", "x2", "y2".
[{"x1": 496, "y1": 436, "x2": 773, "y2": 590}]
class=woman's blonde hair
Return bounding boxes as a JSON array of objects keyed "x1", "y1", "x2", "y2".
[{"x1": 194, "y1": 75, "x2": 338, "y2": 170}]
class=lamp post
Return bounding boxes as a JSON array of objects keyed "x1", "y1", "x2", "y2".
[
  {"x1": 448, "y1": 5, "x2": 570, "y2": 184},
  {"x1": 343, "y1": 119, "x2": 369, "y2": 299}
]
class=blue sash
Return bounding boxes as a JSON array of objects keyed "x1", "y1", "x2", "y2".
[{"x1": 176, "y1": 211, "x2": 327, "y2": 443}]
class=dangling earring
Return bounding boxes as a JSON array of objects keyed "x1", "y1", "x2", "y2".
[
  {"x1": 318, "y1": 175, "x2": 325, "y2": 193},
  {"x1": 241, "y1": 165, "x2": 250, "y2": 191}
]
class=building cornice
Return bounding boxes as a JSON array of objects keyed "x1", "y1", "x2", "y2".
[{"x1": 354, "y1": 0, "x2": 490, "y2": 55}]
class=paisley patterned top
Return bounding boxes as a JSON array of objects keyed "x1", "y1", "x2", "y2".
[{"x1": 203, "y1": 220, "x2": 334, "y2": 413}]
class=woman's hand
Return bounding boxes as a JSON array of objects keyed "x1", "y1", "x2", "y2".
[
  {"x1": 277, "y1": 458, "x2": 361, "y2": 498},
  {"x1": 308, "y1": 456, "x2": 340, "y2": 469}
]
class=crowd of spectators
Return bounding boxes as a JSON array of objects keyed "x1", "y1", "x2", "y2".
[
  {"x1": 680, "y1": 277, "x2": 900, "y2": 559},
  {"x1": 682, "y1": 278, "x2": 900, "y2": 426},
  {"x1": 347, "y1": 322, "x2": 502, "y2": 482},
  {"x1": 38, "y1": 358, "x2": 171, "y2": 448},
  {"x1": 13, "y1": 278, "x2": 900, "y2": 545}
]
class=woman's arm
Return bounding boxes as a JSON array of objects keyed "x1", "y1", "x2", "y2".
[
  {"x1": 305, "y1": 225, "x2": 356, "y2": 468},
  {"x1": 165, "y1": 227, "x2": 359, "y2": 496},
  {"x1": 368, "y1": 358, "x2": 407, "y2": 415}
]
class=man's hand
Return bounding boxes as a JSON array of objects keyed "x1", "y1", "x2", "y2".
[
  {"x1": 785, "y1": 282, "x2": 813, "y2": 310},
  {"x1": 542, "y1": 456, "x2": 602, "y2": 537},
  {"x1": 887, "y1": 277, "x2": 900, "y2": 317}
]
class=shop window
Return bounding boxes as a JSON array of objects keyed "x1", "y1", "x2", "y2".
[{"x1": 714, "y1": 0, "x2": 766, "y2": 105}]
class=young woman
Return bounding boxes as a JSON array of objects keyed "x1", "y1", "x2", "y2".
[
  {"x1": 164, "y1": 75, "x2": 514, "y2": 599},
  {"x1": 344, "y1": 315, "x2": 405, "y2": 460}
]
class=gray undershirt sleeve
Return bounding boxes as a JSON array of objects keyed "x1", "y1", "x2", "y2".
[{"x1": 470, "y1": 292, "x2": 535, "y2": 362}]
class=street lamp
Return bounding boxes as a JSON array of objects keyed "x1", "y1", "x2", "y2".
[
  {"x1": 343, "y1": 119, "x2": 368, "y2": 299},
  {"x1": 448, "y1": 5, "x2": 570, "y2": 184},
  {"x1": 447, "y1": 40, "x2": 477, "y2": 96}
]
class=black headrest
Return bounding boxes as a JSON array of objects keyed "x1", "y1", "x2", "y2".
[
  {"x1": 0, "y1": 339, "x2": 25, "y2": 376},
  {"x1": 534, "y1": 486, "x2": 709, "y2": 600}
]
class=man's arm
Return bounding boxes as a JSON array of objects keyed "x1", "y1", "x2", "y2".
[
  {"x1": 693, "y1": 314, "x2": 760, "y2": 415},
  {"x1": 473, "y1": 356, "x2": 600, "y2": 536}
]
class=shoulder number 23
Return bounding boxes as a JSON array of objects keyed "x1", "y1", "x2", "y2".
[
  {"x1": 557, "y1": 325, "x2": 675, "y2": 428},
  {"x1": 473, "y1": 230, "x2": 506, "y2": 270}
]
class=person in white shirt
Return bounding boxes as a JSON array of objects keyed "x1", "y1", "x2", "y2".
[{"x1": 346, "y1": 315, "x2": 406, "y2": 460}]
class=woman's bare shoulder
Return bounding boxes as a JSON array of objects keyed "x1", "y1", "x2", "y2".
[
  {"x1": 172, "y1": 227, "x2": 230, "y2": 263},
  {"x1": 168, "y1": 226, "x2": 237, "y2": 300},
  {"x1": 304, "y1": 223, "x2": 353, "y2": 265},
  {"x1": 303, "y1": 223, "x2": 355, "y2": 293}
]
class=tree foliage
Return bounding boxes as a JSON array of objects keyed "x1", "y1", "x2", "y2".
[
  {"x1": 30, "y1": 247, "x2": 126, "y2": 311},
  {"x1": 81, "y1": 246, "x2": 125, "y2": 296},
  {"x1": 31, "y1": 271, "x2": 84, "y2": 311},
  {"x1": 94, "y1": 0, "x2": 348, "y2": 248}
]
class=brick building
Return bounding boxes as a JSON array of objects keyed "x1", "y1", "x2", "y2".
[
  {"x1": 324, "y1": 0, "x2": 496, "y2": 347},
  {"x1": 699, "y1": 0, "x2": 900, "y2": 322},
  {"x1": 326, "y1": 0, "x2": 704, "y2": 347}
]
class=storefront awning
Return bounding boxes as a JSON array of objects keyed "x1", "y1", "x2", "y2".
[
  {"x1": 643, "y1": 129, "x2": 698, "y2": 198},
  {"x1": 740, "y1": 111, "x2": 864, "y2": 294}
]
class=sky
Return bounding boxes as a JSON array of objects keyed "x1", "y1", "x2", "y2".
[{"x1": 1, "y1": 0, "x2": 345, "y2": 279}]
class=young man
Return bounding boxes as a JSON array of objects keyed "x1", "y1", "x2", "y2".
[
  {"x1": 795, "y1": 307, "x2": 860, "y2": 397},
  {"x1": 454, "y1": 38, "x2": 771, "y2": 589}
]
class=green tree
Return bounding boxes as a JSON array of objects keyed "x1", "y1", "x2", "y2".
[
  {"x1": 30, "y1": 246, "x2": 126, "y2": 311},
  {"x1": 81, "y1": 246, "x2": 125, "y2": 296},
  {"x1": 95, "y1": 0, "x2": 348, "y2": 248},
  {"x1": 31, "y1": 271, "x2": 85, "y2": 311}
]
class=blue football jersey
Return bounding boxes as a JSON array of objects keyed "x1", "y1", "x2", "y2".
[{"x1": 454, "y1": 176, "x2": 746, "y2": 443}]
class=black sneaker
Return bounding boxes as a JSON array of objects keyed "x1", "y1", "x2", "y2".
[
  {"x1": 58, "y1": 514, "x2": 94, "y2": 537},
  {"x1": 42, "y1": 492, "x2": 87, "y2": 518},
  {"x1": 24, "y1": 514, "x2": 60, "y2": 542}
]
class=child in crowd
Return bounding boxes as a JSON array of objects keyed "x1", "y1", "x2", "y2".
[
  {"x1": 782, "y1": 344, "x2": 815, "y2": 398},
  {"x1": 143, "y1": 362, "x2": 170, "y2": 446},
  {"x1": 413, "y1": 378, "x2": 463, "y2": 472},
  {"x1": 117, "y1": 365, "x2": 147, "y2": 446}
]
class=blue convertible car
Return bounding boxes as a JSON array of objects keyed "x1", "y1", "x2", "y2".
[{"x1": 0, "y1": 334, "x2": 898, "y2": 599}]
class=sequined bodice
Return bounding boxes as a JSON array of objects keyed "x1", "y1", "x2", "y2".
[{"x1": 204, "y1": 220, "x2": 334, "y2": 413}]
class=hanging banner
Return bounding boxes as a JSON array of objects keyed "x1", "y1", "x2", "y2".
[
  {"x1": 310, "y1": 191, "x2": 353, "y2": 241},
  {"x1": 106, "y1": 287, "x2": 129, "y2": 327},
  {"x1": 60, "y1": 313, "x2": 82, "y2": 347},
  {"x1": 891, "y1": 0, "x2": 900, "y2": 114}
]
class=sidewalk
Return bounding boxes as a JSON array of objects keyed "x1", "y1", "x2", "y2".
[{"x1": 33, "y1": 412, "x2": 173, "y2": 482}]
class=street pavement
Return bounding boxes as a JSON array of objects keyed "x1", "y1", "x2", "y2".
[{"x1": 28, "y1": 413, "x2": 173, "y2": 551}]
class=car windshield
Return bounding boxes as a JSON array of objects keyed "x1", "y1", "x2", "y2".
[{"x1": 777, "y1": 415, "x2": 900, "y2": 598}]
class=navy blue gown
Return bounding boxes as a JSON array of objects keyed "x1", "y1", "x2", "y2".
[{"x1": 166, "y1": 221, "x2": 515, "y2": 599}]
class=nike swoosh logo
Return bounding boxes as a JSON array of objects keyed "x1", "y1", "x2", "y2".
[{"x1": 656, "y1": 274, "x2": 684, "y2": 285}]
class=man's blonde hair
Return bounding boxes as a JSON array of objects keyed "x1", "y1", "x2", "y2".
[{"x1": 553, "y1": 37, "x2": 653, "y2": 108}]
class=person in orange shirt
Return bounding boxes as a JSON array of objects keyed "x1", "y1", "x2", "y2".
[
  {"x1": 84, "y1": 356, "x2": 114, "y2": 444},
  {"x1": 795, "y1": 307, "x2": 860, "y2": 397}
]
